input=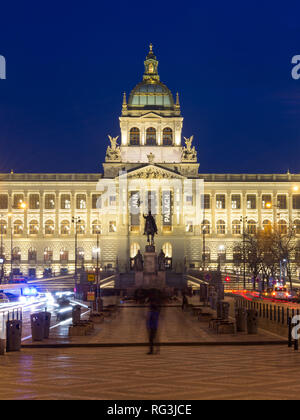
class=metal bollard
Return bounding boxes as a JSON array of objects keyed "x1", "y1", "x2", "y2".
[{"x1": 288, "y1": 317, "x2": 292, "y2": 348}]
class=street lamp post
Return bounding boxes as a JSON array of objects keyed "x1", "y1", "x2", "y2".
[
  {"x1": 72, "y1": 216, "x2": 81, "y2": 295},
  {"x1": 240, "y1": 216, "x2": 248, "y2": 289},
  {"x1": 96, "y1": 229, "x2": 100, "y2": 312}
]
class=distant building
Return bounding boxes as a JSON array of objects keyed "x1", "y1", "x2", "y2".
[{"x1": 1, "y1": 45, "x2": 300, "y2": 278}]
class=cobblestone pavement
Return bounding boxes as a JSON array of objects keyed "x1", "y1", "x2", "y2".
[{"x1": 0, "y1": 344, "x2": 299, "y2": 400}]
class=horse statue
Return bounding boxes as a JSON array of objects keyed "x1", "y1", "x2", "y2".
[{"x1": 143, "y1": 211, "x2": 158, "y2": 246}]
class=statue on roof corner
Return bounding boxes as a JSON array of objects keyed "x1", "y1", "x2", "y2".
[
  {"x1": 182, "y1": 135, "x2": 197, "y2": 162},
  {"x1": 105, "y1": 135, "x2": 121, "y2": 162}
]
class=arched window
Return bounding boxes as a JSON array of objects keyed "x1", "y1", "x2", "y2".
[
  {"x1": 76, "y1": 219, "x2": 85, "y2": 234},
  {"x1": 60, "y1": 248, "x2": 68, "y2": 263},
  {"x1": 216, "y1": 220, "x2": 226, "y2": 235},
  {"x1": 278, "y1": 219, "x2": 287, "y2": 234},
  {"x1": 247, "y1": 220, "x2": 257, "y2": 235},
  {"x1": 92, "y1": 220, "x2": 101, "y2": 235},
  {"x1": 262, "y1": 220, "x2": 272, "y2": 233},
  {"x1": 129, "y1": 128, "x2": 140, "y2": 145},
  {"x1": 61, "y1": 220, "x2": 70, "y2": 235},
  {"x1": 13, "y1": 220, "x2": 23, "y2": 235},
  {"x1": 294, "y1": 219, "x2": 300, "y2": 235},
  {"x1": 28, "y1": 247, "x2": 37, "y2": 262},
  {"x1": 29, "y1": 220, "x2": 39, "y2": 235},
  {"x1": 162, "y1": 242, "x2": 172, "y2": 258},
  {"x1": 162, "y1": 127, "x2": 173, "y2": 146},
  {"x1": 45, "y1": 220, "x2": 55, "y2": 235},
  {"x1": 232, "y1": 219, "x2": 241, "y2": 235},
  {"x1": 202, "y1": 220, "x2": 211, "y2": 235},
  {"x1": 146, "y1": 127, "x2": 156, "y2": 145},
  {"x1": 12, "y1": 247, "x2": 21, "y2": 263},
  {"x1": 0, "y1": 220, "x2": 7, "y2": 235},
  {"x1": 44, "y1": 247, "x2": 53, "y2": 263},
  {"x1": 130, "y1": 243, "x2": 140, "y2": 258}
]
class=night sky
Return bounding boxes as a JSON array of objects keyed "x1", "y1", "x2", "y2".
[{"x1": 1, "y1": 1, "x2": 300, "y2": 174}]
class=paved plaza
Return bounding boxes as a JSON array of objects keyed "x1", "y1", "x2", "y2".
[
  {"x1": 0, "y1": 304, "x2": 297, "y2": 400},
  {"x1": 0, "y1": 345, "x2": 299, "y2": 400}
]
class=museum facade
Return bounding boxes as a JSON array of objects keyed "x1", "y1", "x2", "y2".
[{"x1": 1, "y1": 45, "x2": 300, "y2": 278}]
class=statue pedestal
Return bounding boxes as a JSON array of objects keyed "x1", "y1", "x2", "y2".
[{"x1": 134, "y1": 246, "x2": 166, "y2": 289}]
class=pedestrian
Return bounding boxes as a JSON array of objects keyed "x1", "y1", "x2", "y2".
[
  {"x1": 182, "y1": 293, "x2": 188, "y2": 311},
  {"x1": 146, "y1": 304, "x2": 160, "y2": 355}
]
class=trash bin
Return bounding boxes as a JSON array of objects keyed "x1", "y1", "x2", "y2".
[
  {"x1": 72, "y1": 305, "x2": 81, "y2": 325},
  {"x1": 43, "y1": 311, "x2": 52, "y2": 339},
  {"x1": 247, "y1": 309, "x2": 258, "y2": 334},
  {"x1": 30, "y1": 313, "x2": 44, "y2": 341},
  {"x1": 235, "y1": 308, "x2": 247, "y2": 332},
  {"x1": 6, "y1": 320, "x2": 22, "y2": 352},
  {"x1": 222, "y1": 302, "x2": 230, "y2": 320}
]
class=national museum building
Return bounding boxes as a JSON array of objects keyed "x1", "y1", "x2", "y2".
[{"x1": 1, "y1": 45, "x2": 300, "y2": 279}]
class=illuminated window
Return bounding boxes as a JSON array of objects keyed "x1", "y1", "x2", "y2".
[
  {"x1": 0, "y1": 194, "x2": 8, "y2": 209},
  {"x1": 277, "y1": 195, "x2": 287, "y2": 210},
  {"x1": 232, "y1": 219, "x2": 241, "y2": 235},
  {"x1": 45, "y1": 220, "x2": 55, "y2": 235},
  {"x1": 13, "y1": 194, "x2": 24, "y2": 209},
  {"x1": 129, "y1": 128, "x2": 140, "y2": 145},
  {"x1": 262, "y1": 195, "x2": 272, "y2": 209},
  {"x1": 76, "y1": 194, "x2": 86, "y2": 210},
  {"x1": 231, "y1": 195, "x2": 241, "y2": 209},
  {"x1": 60, "y1": 220, "x2": 70, "y2": 235},
  {"x1": 247, "y1": 220, "x2": 257, "y2": 234},
  {"x1": 109, "y1": 221, "x2": 117, "y2": 233},
  {"x1": 216, "y1": 195, "x2": 226, "y2": 209},
  {"x1": 293, "y1": 195, "x2": 300, "y2": 210},
  {"x1": 44, "y1": 247, "x2": 53, "y2": 263},
  {"x1": 216, "y1": 220, "x2": 226, "y2": 235},
  {"x1": 12, "y1": 247, "x2": 21, "y2": 263},
  {"x1": 247, "y1": 195, "x2": 257, "y2": 210},
  {"x1": 92, "y1": 220, "x2": 101, "y2": 234},
  {"x1": 29, "y1": 194, "x2": 40, "y2": 210},
  {"x1": 294, "y1": 219, "x2": 300, "y2": 235},
  {"x1": 29, "y1": 220, "x2": 39, "y2": 235},
  {"x1": 13, "y1": 220, "x2": 23, "y2": 235},
  {"x1": 146, "y1": 127, "x2": 156, "y2": 145},
  {"x1": 202, "y1": 220, "x2": 210, "y2": 235},
  {"x1": 45, "y1": 194, "x2": 55, "y2": 209},
  {"x1": 162, "y1": 128, "x2": 173, "y2": 146},
  {"x1": 28, "y1": 247, "x2": 37, "y2": 262},
  {"x1": 0, "y1": 220, "x2": 7, "y2": 235},
  {"x1": 203, "y1": 195, "x2": 210, "y2": 209},
  {"x1": 76, "y1": 220, "x2": 85, "y2": 234},
  {"x1": 92, "y1": 194, "x2": 101, "y2": 209},
  {"x1": 61, "y1": 194, "x2": 71, "y2": 210},
  {"x1": 60, "y1": 248, "x2": 68, "y2": 263}
]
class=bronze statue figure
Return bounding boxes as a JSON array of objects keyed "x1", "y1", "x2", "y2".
[
  {"x1": 158, "y1": 249, "x2": 166, "y2": 271},
  {"x1": 143, "y1": 211, "x2": 158, "y2": 246},
  {"x1": 133, "y1": 250, "x2": 144, "y2": 271}
]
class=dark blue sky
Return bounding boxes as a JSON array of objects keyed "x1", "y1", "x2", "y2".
[{"x1": 1, "y1": 0, "x2": 300, "y2": 174}]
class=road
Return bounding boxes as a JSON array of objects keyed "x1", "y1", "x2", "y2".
[{"x1": 0, "y1": 294, "x2": 89, "y2": 341}]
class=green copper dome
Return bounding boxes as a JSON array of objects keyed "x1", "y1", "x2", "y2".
[{"x1": 127, "y1": 44, "x2": 176, "y2": 110}]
